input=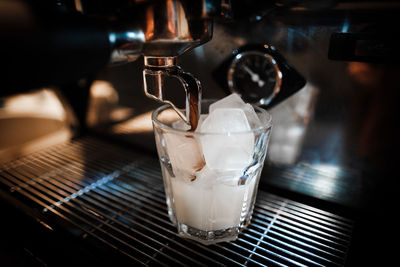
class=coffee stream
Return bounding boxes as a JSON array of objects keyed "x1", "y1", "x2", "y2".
[
  {"x1": 180, "y1": 72, "x2": 202, "y2": 131},
  {"x1": 169, "y1": 68, "x2": 202, "y2": 131}
]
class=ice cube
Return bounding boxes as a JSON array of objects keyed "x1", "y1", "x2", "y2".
[
  {"x1": 196, "y1": 114, "x2": 208, "y2": 132},
  {"x1": 201, "y1": 108, "x2": 250, "y2": 132},
  {"x1": 192, "y1": 165, "x2": 216, "y2": 186},
  {"x1": 199, "y1": 108, "x2": 254, "y2": 171},
  {"x1": 243, "y1": 103, "x2": 262, "y2": 129},
  {"x1": 164, "y1": 133, "x2": 205, "y2": 181},
  {"x1": 194, "y1": 165, "x2": 244, "y2": 186},
  {"x1": 209, "y1": 94, "x2": 243, "y2": 114},
  {"x1": 209, "y1": 93, "x2": 261, "y2": 128}
]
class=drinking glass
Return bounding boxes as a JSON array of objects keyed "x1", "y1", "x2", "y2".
[{"x1": 152, "y1": 100, "x2": 272, "y2": 245}]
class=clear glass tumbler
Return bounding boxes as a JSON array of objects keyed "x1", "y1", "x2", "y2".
[{"x1": 152, "y1": 100, "x2": 272, "y2": 245}]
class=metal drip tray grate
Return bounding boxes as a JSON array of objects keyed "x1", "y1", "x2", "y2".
[{"x1": 0, "y1": 137, "x2": 353, "y2": 266}]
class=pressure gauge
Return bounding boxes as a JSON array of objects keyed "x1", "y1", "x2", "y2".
[
  {"x1": 227, "y1": 50, "x2": 282, "y2": 105},
  {"x1": 213, "y1": 44, "x2": 305, "y2": 109}
]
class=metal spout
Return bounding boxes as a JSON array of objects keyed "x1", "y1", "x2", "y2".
[{"x1": 143, "y1": 56, "x2": 202, "y2": 128}]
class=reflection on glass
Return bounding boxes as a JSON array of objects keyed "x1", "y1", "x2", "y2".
[{"x1": 267, "y1": 83, "x2": 318, "y2": 164}]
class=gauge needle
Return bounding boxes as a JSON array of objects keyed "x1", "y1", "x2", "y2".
[{"x1": 242, "y1": 65, "x2": 265, "y2": 87}]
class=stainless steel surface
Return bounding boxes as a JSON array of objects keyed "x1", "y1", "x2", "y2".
[
  {"x1": 109, "y1": 28, "x2": 145, "y2": 64},
  {"x1": 139, "y1": 0, "x2": 213, "y2": 57},
  {"x1": 108, "y1": 0, "x2": 214, "y2": 60},
  {"x1": 105, "y1": 0, "x2": 216, "y2": 120},
  {"x1": 0, "y1": 137, "x2": 353, "y2": 266},
  {"x1": 0, "y1": 89, "x2": 75, "y2": 162}
]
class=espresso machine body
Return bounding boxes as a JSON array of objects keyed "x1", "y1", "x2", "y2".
[{"x1": 1, "y1": 0, "x2": 399, "y2": 265}]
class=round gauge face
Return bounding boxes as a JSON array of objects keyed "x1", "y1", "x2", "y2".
[{"x1": 227, "y1": 51, "x2": 281, "y2": 104}]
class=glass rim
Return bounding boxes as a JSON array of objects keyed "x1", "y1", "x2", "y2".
[{"x1": 152, "y1": 99, "x2": 272, "y2": 136}]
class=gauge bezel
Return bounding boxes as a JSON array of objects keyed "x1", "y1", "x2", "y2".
[{"x1": 227, "y1": 50, "x2": 282, "y2": 106}]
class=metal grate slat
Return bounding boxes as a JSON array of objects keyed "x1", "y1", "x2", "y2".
[{"x1": 0, "y1": 136, "x2": 353, "y2": 266}]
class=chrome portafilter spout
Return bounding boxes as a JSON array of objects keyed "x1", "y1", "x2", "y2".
[
  {"x1": 143, "y1": 56, "x2": 202, "y2": 130},
  {"x1": 72, "y1": 0, "x2": 230, "y2": 129}
]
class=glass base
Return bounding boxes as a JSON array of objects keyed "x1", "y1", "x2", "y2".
[
  {"x1": 169, "y1": 203, "x2": 255, "y2": 245},
  {"x1": 177, "y1": 223, "x2": 242, "y2": 245}
]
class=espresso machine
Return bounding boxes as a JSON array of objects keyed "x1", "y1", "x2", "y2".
[{"x1": 1, "y1": 0, "x2": 399, "y2": 266}]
